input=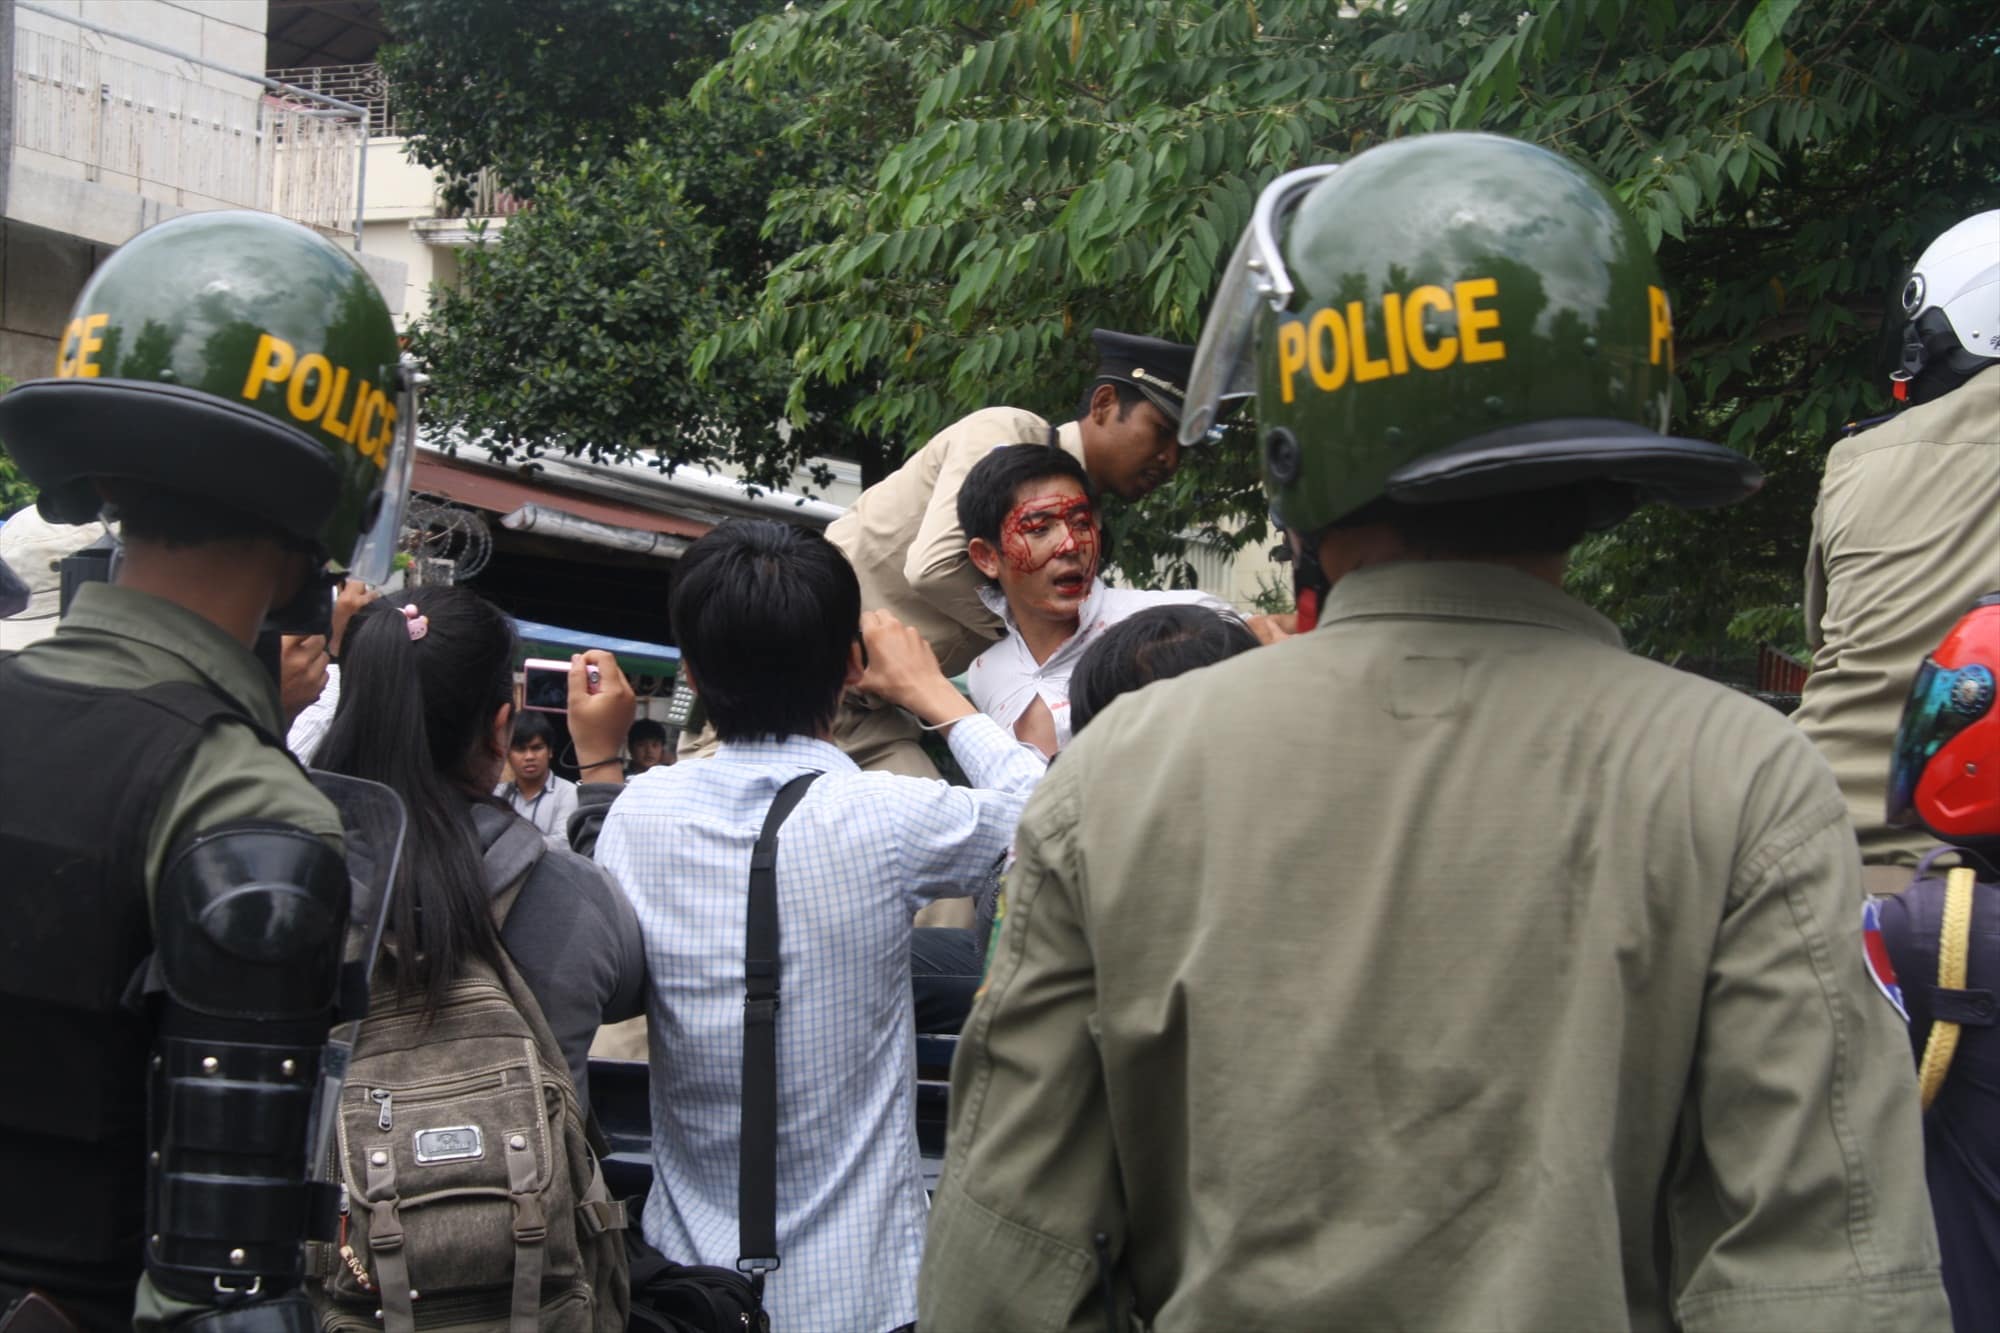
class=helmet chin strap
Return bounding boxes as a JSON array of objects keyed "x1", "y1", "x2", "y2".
[{"x1": 1289, "y1": 530, "x2": 1332, "y2": 634}]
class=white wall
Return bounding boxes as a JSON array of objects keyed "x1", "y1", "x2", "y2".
[
  {"x1": 17, "y1": 0, "x2": 268, "y2": 81},
  {"x1": 364, "y1": 135, "x2": 440, "y2": 220}
]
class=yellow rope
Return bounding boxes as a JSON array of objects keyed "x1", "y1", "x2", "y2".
[{"x1": 1917, "y1": 866, "x2": 1975, "y2": 1111}]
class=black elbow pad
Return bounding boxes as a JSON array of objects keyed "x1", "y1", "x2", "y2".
[{"x1": 155, "y1": 822, "x2": 350, "y2": 1022}]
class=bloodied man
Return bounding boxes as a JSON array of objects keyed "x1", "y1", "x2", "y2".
[{"x1": 960, "y1": 445, "x2": 1245, "y2": 755}]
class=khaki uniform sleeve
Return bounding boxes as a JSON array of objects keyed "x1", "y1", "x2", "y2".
[
  {"x1": 1668, "y1": 765, "x2": 1949, "y2": 1332},
  {"x1": 901, "y1": 412, "x2": 1045, "y2": 635},
  {"x1": 918, "y1": 761, "x2": 1127, "y2": 1333},
  {"x1": 1804, "y1": 480, "x2": 1830, "y2": 652},
  {"x1": 146, "y1": 720, "x2": 345, "y2": 897}
]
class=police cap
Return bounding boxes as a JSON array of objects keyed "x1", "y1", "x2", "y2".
[{"x1": 1090, "y1": 329, "x2": 1197, "y2": 425}]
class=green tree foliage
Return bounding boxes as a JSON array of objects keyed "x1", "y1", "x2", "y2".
[
  {"x1": 700, "y1": 0, "x2": 1999, "y2": 654},
  {"x1": 381, "y1": 0, "x2": 891, "y2": 485},
  {"x1": 409, "y1": 145, "x2": 782, "y2": 481},
  {"x1": 0, "y1": 375, "x2": 32, "y2": 517},
  {"x1": 378, "y1": 0, "x2": 754, "y2": 211}
]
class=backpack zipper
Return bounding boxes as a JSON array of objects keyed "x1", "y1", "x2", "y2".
[{"x1": 359, "y1": 1066, "x2": 519, "y2": 1125}]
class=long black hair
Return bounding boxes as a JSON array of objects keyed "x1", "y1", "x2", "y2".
[{"x1": 314, "y1": 585, "x2": 516, "y2": 1011}]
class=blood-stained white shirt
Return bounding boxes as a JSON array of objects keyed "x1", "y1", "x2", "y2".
[{"x1": 966, "y1": 579, "x2": 1235, "y2": 751}]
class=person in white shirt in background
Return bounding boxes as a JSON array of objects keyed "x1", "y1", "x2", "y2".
[
  {"x1": 494, "y1": 708, "x2": 578, "y2": 847},
  {"x1": 594, "y1": 518, "x2": 1043, "y2": 1333},
  {"x1": 960, "y1": 443, "x2": 1279, "y2": 756}
]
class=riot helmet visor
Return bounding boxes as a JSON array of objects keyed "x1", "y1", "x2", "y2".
[
  {"x1": 1180, "y1": 164, "x2": 1340, "y2": 446},
  {"x1": 345, "y1": 355, "x2": 421, "y2": 585}
]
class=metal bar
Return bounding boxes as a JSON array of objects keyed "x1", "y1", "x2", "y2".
[
  {"x1": 1, "y1": 0, "x2": 14, "y2": 220},
  {"x1": 16, "y1": 1, "x2": 366, "y2": 117},
  {"x1": 353, "y1": 104, "x2": 366, "y2": 249}
]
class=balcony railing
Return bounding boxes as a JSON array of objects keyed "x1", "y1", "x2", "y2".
[
  {"x1": 265, "y1": 63, "x2": 526, "y2": 222},
  {"x1": 267, "y1": 62, "x2": 396, "y2": 137},
  {"x1": 11, "y1": 9, "x2": 367, "y2": 239},
  {"x1": 440, "y1": 166, "x2": 527, "y2": 220}
]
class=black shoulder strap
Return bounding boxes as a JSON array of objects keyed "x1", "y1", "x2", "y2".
[
  {"x1": 131, "y1": 679, "x2": 307, "y2": 778},
  {"x1": 737, "y1": 770, "x2": 820, "y2": 1287}
]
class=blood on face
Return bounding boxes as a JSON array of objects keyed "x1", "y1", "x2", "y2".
[{"x1": 999, "y1": 493, "x2": 1098, "y2": 575}]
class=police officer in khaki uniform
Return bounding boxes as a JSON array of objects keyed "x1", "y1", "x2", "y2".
[
  {"x1": 0, "y1": 212, "x2": 416, "y2": 1331},
  {"x1": 1794, "y1": 210, "x2": 2000, "y2": 887},
  {"x1": 919, "y1": 134, "x2": 1950, "y2": 1331},
  {"x1": 679, "y1": 330, "x2": 1202, "y2": 777}
]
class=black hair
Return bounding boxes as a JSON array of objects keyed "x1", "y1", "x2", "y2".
[
  {"x1": 1338, "y1": 483, "x2": 1613, "y2": 559},
  {"x1": 314, "y1": 586, "x2": 516, "y2": 1013},
  {"x1": 628, "y1": 718, "x2": 668, "y2": 746},
  {"x1": 1069, "y1": 604, "x2": 1259, "y2": 735},
  {"x1": 1074, "y1": 379, "x2": 1148, "y2": 422},
  {"x1": 509, "y1": 709, "x2": 557, "y2": 750},
  {"x1": 671, "y1": 519, "x2": 860, "y2": 742},
  {"x1": 98, "y1": 482, "x2": 295, "y2": 549},
  {"x1": 957, "y1": 443, "x2": 1096, "y2": 554}
]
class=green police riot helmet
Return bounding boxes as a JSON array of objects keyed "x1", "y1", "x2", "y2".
[
  {"x1": 1181, "y1": 133, "x2": 1761, "y2": 537},
  {"x1": 0, "y1": 210, "x2": 416, "y2": 584}
]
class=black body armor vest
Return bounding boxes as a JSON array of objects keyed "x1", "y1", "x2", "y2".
[{"x1": 0, "y1": 663, "x2": 252, "y2": 1324}]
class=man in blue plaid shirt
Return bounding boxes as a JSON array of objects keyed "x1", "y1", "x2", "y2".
[{"x1": 596, "y1": 520, "x2": 1045, "y2": 1333}]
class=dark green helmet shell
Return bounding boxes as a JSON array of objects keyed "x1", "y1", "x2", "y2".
[
  {"x1": 0, "y1": 210, "x2": 403, "y2": 567},
  {"x1": 1255, "y1": 133, "x2": 1757, "y2": 533}
]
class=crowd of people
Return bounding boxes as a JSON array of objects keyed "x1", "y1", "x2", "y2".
[{"x1": 0, "y1": 130, "x2": 1994, "y2": 1333}]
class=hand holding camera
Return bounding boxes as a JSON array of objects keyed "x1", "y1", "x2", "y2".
[{"x1": 566, "y1": 651, "x2": 634, "y2": 784}]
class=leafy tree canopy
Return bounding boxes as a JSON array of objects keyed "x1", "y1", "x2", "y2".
[
  {"x1": 696, "y1": 0, "x2": 1998, "y2": 659},
  {"x1": 0, "y1": 373, "x2": 30, "y2": 517},
  {"x1": 380, "y1": 0, "x2": 890, "y2": 484},
  {"x1": 378, "y1": 0, "x2": 757, "y2": 211}
]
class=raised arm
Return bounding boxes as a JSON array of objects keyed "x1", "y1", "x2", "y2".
[{"x1": 903, "y1": 411, "x2": 1048, "y2": 631}]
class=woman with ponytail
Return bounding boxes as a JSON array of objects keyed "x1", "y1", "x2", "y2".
[{"x1": 314, "y1": 585, "x2": 646, "y2": 1110}]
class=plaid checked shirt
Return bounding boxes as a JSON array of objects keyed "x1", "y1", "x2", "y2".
[{"x1": 594, "y1": 714, "x2": 1044, "y2": 1332}]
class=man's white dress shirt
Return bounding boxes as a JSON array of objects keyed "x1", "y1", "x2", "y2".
[
  {"x1": 594, "y1": 714, "x2": 1043, "y2": 1333},
  {"x1": 966, "y1": 579, "x2": 1234, "y2": 751}
]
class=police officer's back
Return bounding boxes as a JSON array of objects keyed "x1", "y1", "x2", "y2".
[
  {"x1": 0, "y1": 212, "x2": 415, "y2": 1331},
  {"x1": 919, "y1": 134, "x2": 1951, "y2": 1331},
  {"x1": 1794, "y1": 210, "x2": 2000, "y2": 878}
]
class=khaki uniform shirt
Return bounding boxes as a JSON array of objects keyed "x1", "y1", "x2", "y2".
[
  {"x1": 1795, "y1": 370, "x2": 2000, "y2": 866},
  {"x1": 920, "y1": 561, "x2": 1947, "y2": 1333},
  {"x1": 8, "y1": 582, "x2": 343, "y2": 1330},
  {"x1": 825, "y1": 407, "x2": 1085, "y2": 677}
]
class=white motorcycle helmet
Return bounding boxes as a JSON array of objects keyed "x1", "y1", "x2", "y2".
[{"x1": 1894, "y1": 209, "x2": 1999, "y2": 401}]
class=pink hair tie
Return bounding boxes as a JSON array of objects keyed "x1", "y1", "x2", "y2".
[{"x1": 400, "y1": 603, "x2": 429, "y2": 642}]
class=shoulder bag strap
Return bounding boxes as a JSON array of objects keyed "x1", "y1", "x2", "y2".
[{"x1": 737, "y1": 770, "x2": 820, "y2": 1289}]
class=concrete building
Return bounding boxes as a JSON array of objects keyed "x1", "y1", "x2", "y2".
[{"x1": 0, "y1": 0, "x2": 405, "y2": 384}]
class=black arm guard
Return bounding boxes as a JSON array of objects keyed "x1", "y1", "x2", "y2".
[{"x1": 146, "y1": 822, "x2": 349, "y2": 1309}]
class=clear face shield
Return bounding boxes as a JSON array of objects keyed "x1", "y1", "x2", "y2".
[
  {"x1": 1178, "y1": 164, "x2": 1342, "y2": 447},
  {"x1": 345, "y1": 353, "x2": 426, "y2": 586}
]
